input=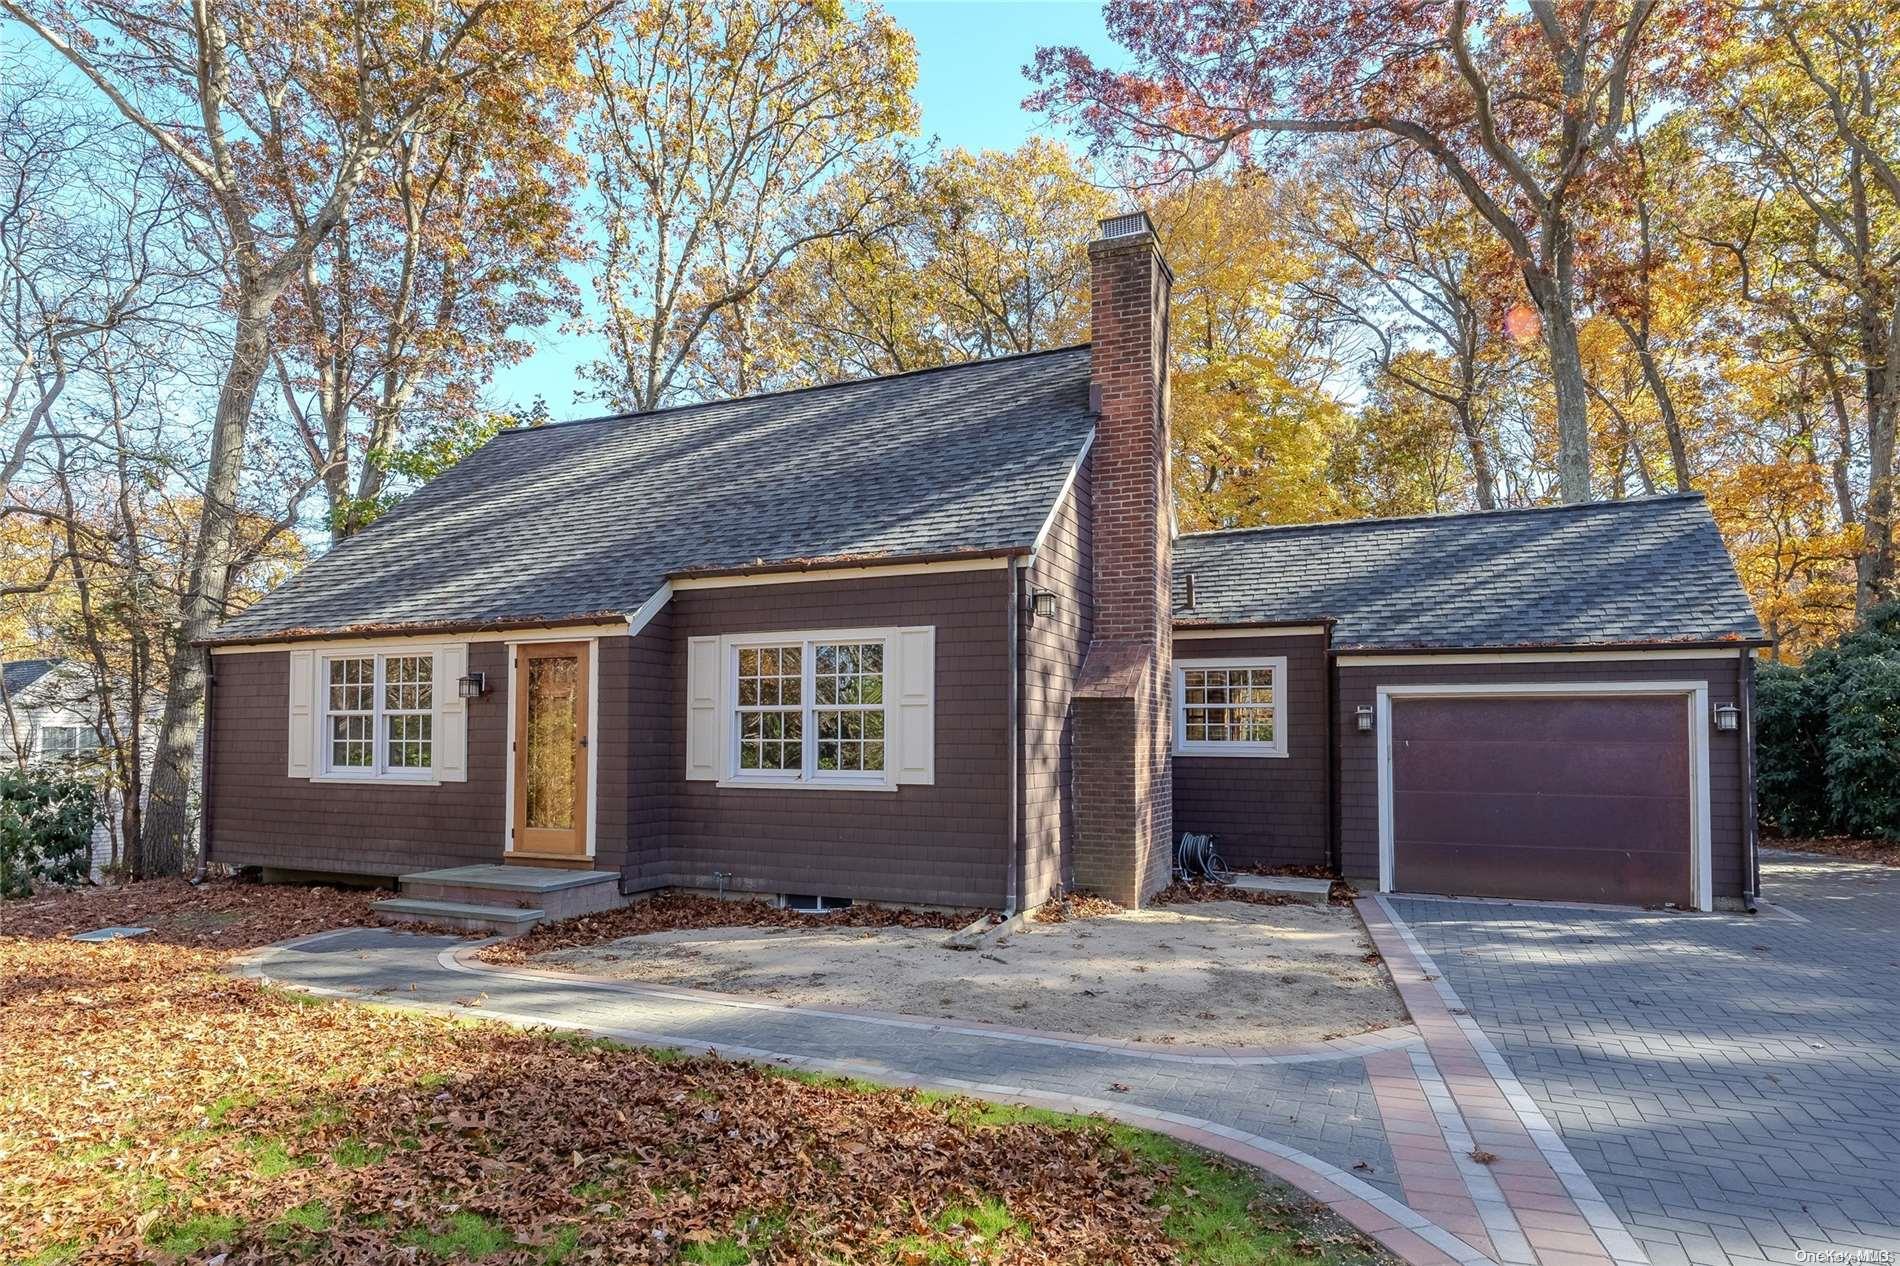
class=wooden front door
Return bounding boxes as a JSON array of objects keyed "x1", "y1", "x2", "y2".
[{"x1": 512, "y1": 641, "x2": 590, "y2": 861}]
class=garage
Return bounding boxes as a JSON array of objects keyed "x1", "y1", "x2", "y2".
[
  {"x1": 1383, "y1": 689, "x2": 1700, "y2": 908},
  {"x1": 1172, "y1": 494, "x2": 1764, "y2": 909}
]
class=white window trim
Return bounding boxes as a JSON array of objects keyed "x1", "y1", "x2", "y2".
[
  {"x1": 37, "y1": 724, "x2": 100, "y2": 759},
  {"x1": 1173, "y1": 656, "x2": 1290, "y2": 758},
  {"x1": 717, "y1": 628, "x2": 899, "y2": 792},
  {"x1": 313, "y1": 649, "x2": 442, "y2": 784},
  {"x1": 1373, "y1": 681, "x2": 1714, "y2": 912}
]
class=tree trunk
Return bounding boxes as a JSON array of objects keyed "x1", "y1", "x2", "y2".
[
  {"x1": 1862, "y1": 392, "x2": 1896, "y2": 609},
  {"x1": 1616, "y1": 314, "x2": 1691, "y2": 490},
  {"x1": 1540, "y1": 294, "x2": 1593, "y2": 503},
  {"x1": 139, "y1": 298, "x2": 273, "y2": 876},
  {"x1": 1455, "y1": 401, "x2": 1499, "y2": 510}
]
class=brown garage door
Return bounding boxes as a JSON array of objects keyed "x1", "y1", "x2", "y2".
[{"x1": 1390, "y1": 694, "x2": 1693, "y2": 906}]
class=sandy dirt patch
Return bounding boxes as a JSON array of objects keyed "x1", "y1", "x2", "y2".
[{"x1": 533, "y1": 899, "x2": 1407, "y2": 1048}]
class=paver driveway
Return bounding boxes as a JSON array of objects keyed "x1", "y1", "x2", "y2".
[{"x1": 1391, "y1": 850, "x2": 1900, "y2": 1266}]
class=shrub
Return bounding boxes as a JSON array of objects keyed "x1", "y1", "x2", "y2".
[
  {"x1": 1756, "y1": 600, "x2": 1900, "y2": 841},
  {"x1": 0, "y1": 771, "x2": 97, "y2": 898},
  {"x1": 1755, "y1": 661, "x2": 1831, "y2": 836},
  {"x1": 1826, "y1": 654, "x2": 1900, "y2": 837}
]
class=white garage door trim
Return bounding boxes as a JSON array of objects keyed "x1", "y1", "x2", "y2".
[{"x1": 1375, "y1": 680, "x2": 1713, "y2": 912}]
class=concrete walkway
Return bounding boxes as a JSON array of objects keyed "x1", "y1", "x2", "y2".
[{"x1": 239, "y1": 898, "x2": 1665, "y2": 1266}]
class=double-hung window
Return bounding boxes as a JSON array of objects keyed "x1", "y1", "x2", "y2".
[
  {"x1": 321, "y1": 652, "x2": 434, "y2": 778},
  {"x1": 731, "y1": 636, "x2": 887, "y2": 786},
  {"x1": 1174, "y1": 656, "x2": 1288, "y2": 757},
  {"x1": 39, "y1": 725, "x2": 100, "y2": 760}
]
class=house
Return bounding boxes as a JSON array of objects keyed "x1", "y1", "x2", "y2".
[
  {"x1": 3, "y1": 657, "x2": 116, "y2": 878},
  {"x1": 200, "y1": 211, "x2": 1766, "y2": 926}
]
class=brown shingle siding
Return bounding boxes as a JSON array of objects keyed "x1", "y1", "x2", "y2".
[
  {"x1": 1171, "y1": 632, "x2": 1330, "y2": 870},
  {"x1": 208, "y1": 645, "x2": 507, "y2": 877},
  {"x1": 645, "y1": 569, "x2": 1013, "y2": 910},
  {"x1": 1021, "y1": 457, "x2": 1092, "y2": 906}
]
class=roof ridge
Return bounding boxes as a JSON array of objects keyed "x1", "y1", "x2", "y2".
[
  {"x1": 1177, "y1": 492, "x2": 1706, "y2": 541},
  {"x1": 500, "y1": 343, "x2": 1094, "y2": 437}
]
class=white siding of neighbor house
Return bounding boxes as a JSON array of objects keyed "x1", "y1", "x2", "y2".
[{"x1": 3, "y1": 668, "x2": 143, "y2": 880}]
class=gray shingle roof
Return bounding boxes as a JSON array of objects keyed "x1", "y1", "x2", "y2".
[
  {"x1": 212, "y1": 347, "x2": 1096, "y2": 644},
  {"x1": 1, "y1": 658, "x2": 61, "y2": 696},
  {"x1": 1173, "y1": 494, "x2": 1765, "y2": 651}
]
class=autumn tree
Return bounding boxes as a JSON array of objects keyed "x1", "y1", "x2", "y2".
[
  {"x1": 733, "y1": 138, "x2": 1111, "y2": 387},
  {"x1": 1157, "y1": 176, "x2": 1350, "y2": 530},
  {"x1": 275, "y1": 82, "x2": 584, "y2": 541},
  {"x1": 4, "y1": 0, "x2": 598, "y2": 874},
  {"x1": 1030, "y1": 0, "x2": 1686, "y2": 505},
  {"x1": 1291, "y1": 141, "x2": 1520, "y2": 509},
  {"x1": 1697, "y1": 0, "x2": 1900, "y2": 611},
  {"x1": 578, "y1": 0, "x2": 920, "y2": 411}
]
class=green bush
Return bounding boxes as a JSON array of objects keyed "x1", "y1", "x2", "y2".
[
  {"x1": 0, "y1": 771, "x2": 97, "y2": 898},
  {"x1": 1755, "y1": 661, "x2": 1831, "y2": 836},
  {"x1": 1757, "y1": 600, "x2": 1900, "y2": 841}
]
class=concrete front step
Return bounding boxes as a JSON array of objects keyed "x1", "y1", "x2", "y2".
[
  {"x1": 396, "y1": 864, "x2": 624, "y2": 922},
  {"x1": 372, "y1": 896, "x2": 546, "y2": 937}
]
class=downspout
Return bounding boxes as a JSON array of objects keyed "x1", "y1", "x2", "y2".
[
  {"x1": 191, "y1": 648, "x2": 214, "y2": 884},
  {"x1": 1743, "y1": 652, "x2": 1759, "y2": 912},
  {"x1": 1005, "y1": 558, "x2": 1021, "y2": 917}
]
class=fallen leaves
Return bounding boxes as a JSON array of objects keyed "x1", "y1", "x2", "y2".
[
  {"x1": 1032, "y1": 893, "x2": 1124, "y2": 923},
  {"x1": 479, "y1": 893, "x2": 971, "y2": 966},
  {"x1": 1767, "y1": 835, "x2": 1900, "y2": 867},
  {"x1": 0, "y1": 928, "x2": 1185, "y2": 1263},
  {"x1": 0, "y1": 877, "x2": 385, "y2": 951}
]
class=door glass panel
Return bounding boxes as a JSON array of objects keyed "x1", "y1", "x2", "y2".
[{"x1": 524, "y1": 654, "x2": 579, "y2": 830}]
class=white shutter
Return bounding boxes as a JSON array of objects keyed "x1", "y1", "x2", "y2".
[
  {"x1": 287, "y1": 650, "x2": 315, "y2": 778},
  {"x1": 686, "y1": 635, "x2": 720, "y2": 781},
  {"x1": 435, "y1": 644, "x2": 468, "y2": 781},
  {"x1": 893, "y1": 626, "x2": 935, "y2": 785}
]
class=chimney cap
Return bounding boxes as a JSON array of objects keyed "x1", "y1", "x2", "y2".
[{"x1": 1097, "y1": 209, "x2": 1155, "y2": 241}]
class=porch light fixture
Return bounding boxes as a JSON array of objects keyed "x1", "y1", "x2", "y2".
[
  {"x1": 458, "y1": 671, "x2": 488, "y2": 700},
  {"x1": 1029, "y1": 589, "x2": 1060, "y2": 620},
  {"x1": 1713, "y1": 702, "x2": 1740, "y2": 732},
  {"x1": 1356, "y1": 704, "x2": 1375, "y2": 733}
]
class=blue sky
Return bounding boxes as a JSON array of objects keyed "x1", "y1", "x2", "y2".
[{"x1": 488, "y1": 1, "x2": 1120, "y2": 413}]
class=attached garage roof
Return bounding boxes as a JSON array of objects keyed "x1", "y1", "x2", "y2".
[
  {"x1": 1173, "y1": 494, "x2": 1765, "y2": 652},
  {"x1": 210, "y1": 347, "x2": 1095, "y2": 645}
]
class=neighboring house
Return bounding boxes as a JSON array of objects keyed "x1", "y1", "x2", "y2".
[
  {"x1": 201, "y1": 211, "x2": 1766, "y2": 918},
  {"x1": 2, "y1": 658, "x2": 114, "y2": 878}
]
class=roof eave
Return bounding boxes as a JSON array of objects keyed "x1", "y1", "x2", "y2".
[
  {"x1": 200, "y1": 610, "x2": 631, "y2": 649},
  {"x1": 666, "y1": 545, "x2": 1028, "y2": 582},
  {"x1": 1328, "y1": 634, "x2": 1771, "y2": 656},
  {"x1": 1171, "y1": 616, "x2": 1337, "y2": 631}
]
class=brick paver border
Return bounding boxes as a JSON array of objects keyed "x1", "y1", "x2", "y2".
[{"x1": 1359, "y1": 897, "x2": 1649, "y2": 1266}]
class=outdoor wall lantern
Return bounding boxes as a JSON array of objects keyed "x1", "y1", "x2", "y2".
[
  {"x1": 1713, "y1": 702, "x2": 1740, "y2": 732},
  {"x1": 1029, "y1": 589, "x2": 1060, "y2": 620},
  {"x1": 458, "y1": 671, "x2": 488, "y2": 701},
  {"x1": 1356, "y1": 704, "x2": 1375, "y2": 733}
]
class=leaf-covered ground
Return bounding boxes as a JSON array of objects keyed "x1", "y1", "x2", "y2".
[
  {"x1": 1766, "y1": 835, "x2": 1900, "y2": 867},
  {"x1": 2, "y1": 883, "x2": 1397, "y2": 1265},
  {"x1": 0, "y1": 877, "x2": 386, "y2": 949},
  {"x1": 479, "y1": 894, "x2": 973, "y2": 966}
]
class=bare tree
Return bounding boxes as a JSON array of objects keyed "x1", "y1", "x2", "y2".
[
  {"x1": 579, "y1": 0, "x2": 920, "y2": 411},
  {"x1": 4, "y1": 0, "x2": 593, "y2": 873},
  {"x1": 1294, "y1": 143, "x2": 1510, "y2": 510}
]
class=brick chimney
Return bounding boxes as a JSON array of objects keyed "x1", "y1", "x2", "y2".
[{"x1": 1071, "y1": 210, "x2": 1173, "y2": 907}]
